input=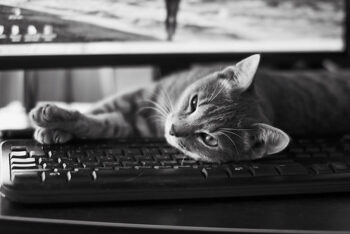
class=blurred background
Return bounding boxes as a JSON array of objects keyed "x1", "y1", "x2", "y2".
[{"x1": 0, "y1": 66, "x2": 154, "y2": 108}]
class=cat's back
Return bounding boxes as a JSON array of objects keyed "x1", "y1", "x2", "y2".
[{"x1": 256, "y1": 69, "x2": 350, "y2": 136}]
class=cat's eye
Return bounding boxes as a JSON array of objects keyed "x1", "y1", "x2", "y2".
[
  {"x1": 189, "y1": 95, "x2": 198, "y2": 113},
  {"x1": 199, "y1": 133, "x2": 218, "y2": 147}
]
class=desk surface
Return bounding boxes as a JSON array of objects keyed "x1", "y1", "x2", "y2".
[{"x1": 1, "y1": 193, "x2": 350, "y2": 233}]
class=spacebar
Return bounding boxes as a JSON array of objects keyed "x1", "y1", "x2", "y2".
[{"x1": 97, "y1": 168, "x2": 204, "y2": 184}]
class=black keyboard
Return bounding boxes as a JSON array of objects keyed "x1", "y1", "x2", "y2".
[{"x1": 1, "y1": 136, "x2": 350, "y2": 203}]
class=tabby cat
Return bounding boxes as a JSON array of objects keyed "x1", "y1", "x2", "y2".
[{"x1": 29, "y1": 55, "x2": 350, "y2": 162}]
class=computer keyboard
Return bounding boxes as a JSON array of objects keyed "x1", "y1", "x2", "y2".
[{"x1": 1, "y1": 136, "x2": 350, "y2": 203}]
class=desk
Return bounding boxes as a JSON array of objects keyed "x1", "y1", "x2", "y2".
[{"x1": 1, "y1": 193, "x2": 350, "y2": 233}]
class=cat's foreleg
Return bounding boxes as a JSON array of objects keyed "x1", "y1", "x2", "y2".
[{"x1": 30, "y1": 103, "x2": 133, "y2": 144}]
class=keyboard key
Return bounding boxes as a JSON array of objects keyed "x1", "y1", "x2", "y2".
[
  {"x1": 160, "y1": 160, "x2": 178, "y2": 166},
  {"x1": 331, "y1": 162, "x2": 350, "y2": 173},
  {"x1": 69, "y1": 169, "x2": 94, "y2": 183},
  {"x1": 160, "y1": 148, "x2": 178, "y2": 154},
  {"x1": 48, "y1": 151, "x2": 67, "y2": 158},
  {"x1": 322, "y1": 147, "x2": 338, "y2": 153},
  {"x1": 12, "y1": 171, "x2": 40, "y2": 185},
  {"x1": 38, "y1": 157, "x2": 55, "y2": 164},
  {"x1": 229, "y1": 166, "x2": 252, "y2": 178},
  {"x1": 82, "y1": 162, "x2": 101, "y2": 168},
  {"x1": 11, "y1": 157, "x2": 36, "y2": 164},
  {"x1": 10, "y1": 151, "x2": 27, "y2": 158},
  {"x1": 42, "y1": 171, "x2": 66, "y2": 183},
  {"x1": 67, "y1": 151, "x2": 85, "y2": 158},
  {"x1": 29, "y1": 150, "x2": 46, "y2": 157},
  {"x1": 251, "y1": 165, "x2": 278, "y2": 177},
  {"x1": 311, "y1": 164, "x2": 333, "y2": 174},
  {"x1": 94, "y1": 166, "x2": 113, "y2": 171},
  {"x1": 58, "y1": 157, "x2": 75, "y2": 164},
  {"x1": 305, "y1": 147, "x2": 320, "y2": 153},
  {"x1": 294, "y1": 153, "x2": 311, "y2": 159},
  {"x1": 10, "y1": 146, "x2": 27, "y2": 151},
  {"x1": 42, "y1": 162, "x2": 60, "y2": 169},
  {"x1": 277, "y1": 164, "x2": 308, "y2": 176},
  {"x1": 102, "y1": 161, "x2": 120, "y2": 168},
  {"x1": 134, "y1": 155, "x2": 154, "y2": 162},
  {"x1": 11, "y1": 164, "x2": 38, "y2": 170},
  {"x1": 203, "y1": 167, "x2": 230, "y2": 179},
  {"x1": 98, "y1": 155, "x2": 116, "y2": 162},
  {"x1": 329, "y1": 152, "x2": 345, "y2": 158},
  {"x1": 154, "y1": 155, "x2": 172, "y2": 160},
  {"x1": 290, "y1": 147, "x2": 304, "y2": 153},
  {"x1": 81, "y1": 156, "x2": 98, "y2": 163},
  {"x1": 124, "y1": 148, "x2": 142, "y2": 156},
  {"x1": 173, "y1": 154, "x2": 188, "y2": 160},
  {"x1": 119, "y1": 156, "x2": 135, "y2": 161},
  {"x1": 95, "y1": 170, "x2": 119, "y2": 180},
  {"x1": 121, "y1": 161, "x2": 140, "y2": 168},
  {"x1": 140, "y1": 161, "x2": 159, "y2": 167},
  {"x1": 61, "y1": 163, "x2": 73, "y2": 170},
  {"x1": 86, "y1": 150, "x2": 104, "y2": 158},
  {"x1": 104, "y1": 148, "x2": 123, "y2": 156},
  {"x1": 312, "y1": 153, "x2": 328, "y2": 159},
  {"x1": 142, "y1": 148, "x2": 160, "y2": 156},
  {"x1": 178, "y1": 160, "x2": 198, "y2": 166}
]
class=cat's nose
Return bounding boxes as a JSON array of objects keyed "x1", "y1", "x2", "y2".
[{"x1": 169, "y1": 124, "x2": 176, "y2": 136}]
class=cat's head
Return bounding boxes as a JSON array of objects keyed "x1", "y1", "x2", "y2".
[{"x1": 164, "y1": 54, "x2": 290, "y2": 162}]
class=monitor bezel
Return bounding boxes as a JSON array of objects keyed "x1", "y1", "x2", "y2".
[{"x1": 0, "y1": 0, "x2": 348, "y2": 70}]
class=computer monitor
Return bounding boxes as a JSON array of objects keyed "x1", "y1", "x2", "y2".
[{"x1": 0, "y1": 0, "x2": 348, "y2": 69}]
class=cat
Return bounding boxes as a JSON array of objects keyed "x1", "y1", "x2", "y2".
[{"x1": 29, "y1": 54, "x2": 350, "y2": 162}]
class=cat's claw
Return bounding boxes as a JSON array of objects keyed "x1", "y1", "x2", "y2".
[{"x1": 34, "y1": 128, "x2": 73, "y2": 144}]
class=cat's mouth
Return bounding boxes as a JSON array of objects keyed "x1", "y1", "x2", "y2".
[
  {"x1": 165, "y1": 132, "x2": 200, "y2": 160},
  {"x1": 165, "y1": 133, "x2": 214, "y2": 162},
  {"x1": 164, "y1": 115, "x2": 212, "y2": 162}
]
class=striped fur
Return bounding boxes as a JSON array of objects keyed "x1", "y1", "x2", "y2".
[{"x1": 29, "y1": 55, "x2": 350, "y2": 162}]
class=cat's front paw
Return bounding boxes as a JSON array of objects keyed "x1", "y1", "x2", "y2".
[
  {"x1": 30, "y1": 103, "x2": 79, "y2": 128},
  {"x1": 34, "y1": 128, "x2": 73, "y2": 144}
]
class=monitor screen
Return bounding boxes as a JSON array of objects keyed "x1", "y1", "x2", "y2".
[{"x1": 0, "y1": 0, "x2": 346, "y2": 57}]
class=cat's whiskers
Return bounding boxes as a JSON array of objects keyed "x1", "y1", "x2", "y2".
[
  {"x1": 148, "y1": 114, "x2": 166, "y2": 124},
  {"x1": 142, "y1": 99, "x2": 169, "y2": 117},
  {"x1": 139, "y1": 106, "x2": 167, "y2": 119},
  {"x1": 209, "y1": 84, "x2": 225, "y2": 103},
  {"x1": 151, "y1": 99, "x2": 170, "y2": 116},
  {"x1": 159, "y1": 87, "x2": 174, "y2": 112},
  {"x1": 207, "y1": 82, "x2": 219, "y2": 103},
  {"x1": 218, "y1": 128, "x2": 245, "y2": 140},
  {"x1": 220, "y1": 130, "x2": 243, "y2": 141},
  {"x1": 205, "y1": 82, "x2": 218, "y2": 102},
  {"x1": 217, "y1": 131, "x2": 239, "y2": 156},
  {"x1": 219, "y1": 127, "x2": 255, "y2": 131}
]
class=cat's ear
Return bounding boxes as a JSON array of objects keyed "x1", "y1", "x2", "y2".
[
  {"x1": 249, "y1": 123, "x2": 290, "y2": 159},
  {"x1": 220, "y1": 54, "x2": 260, "y2": 91},
  {"x1": 235, "y1": 54, "x2": 260, "y2": 90}
]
